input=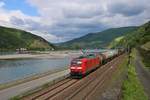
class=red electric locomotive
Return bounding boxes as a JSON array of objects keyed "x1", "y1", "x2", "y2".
[
  {"x1": 70, "y1": 54, "x2": 102, "y2": 77},
  {"x1": 70, "y1": 49, "x2": 123, "y2": 78}
]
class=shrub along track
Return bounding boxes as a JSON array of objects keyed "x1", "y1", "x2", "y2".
[{"x1": 22, "y1": 54, "x2": 125, "y2": 100}]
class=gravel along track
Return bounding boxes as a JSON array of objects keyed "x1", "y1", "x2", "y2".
[{"x1": 22, "y1": 54, "x2": 125, "y2": 100}]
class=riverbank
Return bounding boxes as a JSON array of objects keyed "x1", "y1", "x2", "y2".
[
  {"x1": 0, "y1": 68, "x2": 70, "y2": 100},
  {"x1": 0, "y1": 50, "x2": 81, "y2": 60},
  {"x1": 0, "y1": 67, "x2": 68, "y2": 90}
]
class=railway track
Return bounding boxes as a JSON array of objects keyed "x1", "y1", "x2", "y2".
[
  {"x1": 22, "y1": 54, "x2": 125, "y2": 100},
  {"x1": 22, "y1": 78, "x2": 78, "y2": 100},
  {"x1": 74, "y1": 57, "x2": 122, "y2": 100}
]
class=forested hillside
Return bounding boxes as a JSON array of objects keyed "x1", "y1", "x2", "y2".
[
  {"x1": 112, "y1": 21, "x2": 150, "y2": 68},
  {"x1": 0, "y1": 26, "x2": 55, "y2": 51},
  {"x1": 59, "y1": 27, "x2": 138, "y2": 49}
]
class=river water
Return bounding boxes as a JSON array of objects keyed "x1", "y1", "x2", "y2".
[{"x1": 0, "y1": 57, "x2": 71, "y2": 84}]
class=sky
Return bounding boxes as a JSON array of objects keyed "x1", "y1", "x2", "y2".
[{"x1": 0, "y1": 0, "x2": 150, "y2": 43}]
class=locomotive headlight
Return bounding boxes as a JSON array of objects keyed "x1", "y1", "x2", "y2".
[
  {"x1": 77, "y1": 67, "x2": 82, "y2": 69},
  {"x1": 71, "y1": 67, "x2": 76, "y2": 69},
  {"x1": 77, "y1": 61, "x2": 82, "y2": 64}
]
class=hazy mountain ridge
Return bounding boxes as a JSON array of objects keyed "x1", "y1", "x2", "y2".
[{"x1": 59, "y1": 27, "x2": 138, "y2": 49}]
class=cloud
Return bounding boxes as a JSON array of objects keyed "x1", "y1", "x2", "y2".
[
  {"x1": 10, "y1": 16, "x2": 25, "y2": 26},
  {"x1": 30, "y1": 31, "x2": 63, "y2": 43},
  {"x1": 107, "y1": 0, "x2": 147, "y2": 16},
  {"x1": 109, "y1": 3, "x2": 144, "y2": 16},
  {"x1": 0, "y1": 0, "x2": 150, "y2": 43},
  {"x1": 0, "y1": 1, "x2": 5, "y2": 7}
]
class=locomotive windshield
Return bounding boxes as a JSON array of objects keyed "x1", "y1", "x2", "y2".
[
  {"x1": 74, "y1": 54, "x2": 96, "y2": 60},
  {"x1": 71, "y1": 54, "x2": 96, "y2": 66}
]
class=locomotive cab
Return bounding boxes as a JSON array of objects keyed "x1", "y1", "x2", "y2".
[
  {"x1": 70, "y1": 56, "x2": 86, "y2": 76},
  {"x1": 70, "y1": 54, "x2": 100, "y2": 77}
]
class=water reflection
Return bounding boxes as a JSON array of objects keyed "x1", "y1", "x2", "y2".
[{"x1": 0, "y1": 57, "x2": 70, "y2": 84}]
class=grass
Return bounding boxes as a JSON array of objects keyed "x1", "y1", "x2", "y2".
[
  {"x1": 110, "y1": 55, "x2": 128, "y2": 83},
  {"x1": 138, "y1": 46, "x2": 150, "y2": 69},
  {"x1": 141, "y1": 42, "x2": 150, "y2": 50},
  {"x1": 10, "y1": 96, "x2": 21, "y2": 100},
  {"x1": 122, "y1": 49, "x2": 148, "y2": 100},
  {"x1": 108, "y1": 36, "x2": 125, "y2": 48}
]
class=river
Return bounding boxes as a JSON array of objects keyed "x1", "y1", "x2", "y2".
[{"x1": 0, "y1": 57, "x2": 71, "y2": 84}]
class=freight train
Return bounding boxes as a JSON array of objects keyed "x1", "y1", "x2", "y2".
[{"x1": 70, "y1": 49, "x2": 125, "y2": 77}]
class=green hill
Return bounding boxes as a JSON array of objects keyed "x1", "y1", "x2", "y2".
[
  {"x1": 0, "y1": 26, "x2": 55, "y2": 51},
  {"x1": 113, "y1": 21, "x2": 150, "y2": 49},
  {"x1": 59, "y1": 27, "x2": 138, "y2": 49},
  {"x1": 112, "y1": 21, "x2": 150, "y2": 68}
]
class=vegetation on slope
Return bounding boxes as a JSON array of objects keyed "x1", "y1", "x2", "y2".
[
  {"x1": 122, "y1": 49, "x2": 148, "y2": 100},
  {"x1": 59, "y1": 27, "x2": 138, "y2": 49},
  {"x1": 138, "y1": 47, "x2": 150, "y2": 69},
  {"x1": 113, "y1": 21, "x2": 150, "y2": 48},
  {"x1": 139, "y1": 41, "x2": 150, "y2": 68},
  {"x1": 112, "y1": 21, "x2": 150, "y2": 68},
  {"x1": 108, "y1": 36, "x2": 124, "y2": 48},
  {"x1": 0, "y1": 26, "x2": 55, "y2": 51}
]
